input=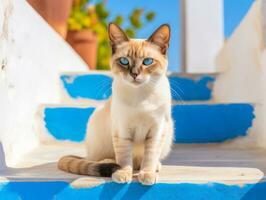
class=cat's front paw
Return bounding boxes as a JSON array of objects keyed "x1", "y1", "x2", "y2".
[
  {"x1": 138, "y1": 171, "x2": 158, "y2": 185},
  {"x1": 112, "y1": 168, "x2": 132, "y2": 184}
]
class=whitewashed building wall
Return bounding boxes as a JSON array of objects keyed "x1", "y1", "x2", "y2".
[{"x1": 0, "y1": 0, "x2": 87, "y2": 166}]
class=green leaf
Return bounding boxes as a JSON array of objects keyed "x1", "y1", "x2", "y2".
[
  {"x1": 129, "y1": 8, "x2": 143, "y2": 29},
  {"x1": 125, "y1": 28, "x2": 135, "y2": 38},
  {"x1": 146, "y1": 12, "x2": 155, "y2": 21},
  {"x1": 95, "y1": 3, "x2": 109, "y2": 19},
  {"x1": 114, "y1": 15, "x2": 123, "y2": 26}
]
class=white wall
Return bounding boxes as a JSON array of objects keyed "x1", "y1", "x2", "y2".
[
  {"x1": 184, "y1": 0, "x2": 224, "y2": 73},
  {"x1": 213, "y1": 0, "x2": 266, "y2": 148},
  {"x1": 0, "y1": 0, "x2": 87, "y2": 166}
]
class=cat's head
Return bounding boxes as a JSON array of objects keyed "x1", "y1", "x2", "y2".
[{"x1": 108, "y1": 23, "x2": 170, "y2": 87}]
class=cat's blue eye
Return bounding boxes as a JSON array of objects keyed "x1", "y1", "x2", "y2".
[
  {"x1": 143, "y1": 58, "x2": 153, "y2": 66},
  {"x1": 119, "y1": 57, "x2": 129, "y2": 66}
]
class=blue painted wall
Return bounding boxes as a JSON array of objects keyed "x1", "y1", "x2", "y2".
[
  {"x1": 169, "y1": 76, "x2": 214, "y2": 101},
  {"x1": 44, "y1": 104, "x2": 254, "y2": 143},
  {"x1": 173, "y1": 104, "x2": 254, "y2": 143},
  {"x1": 61, "y1": 74, "x2": 112, "y2": 101},
  {"x1": 61, "y1": 74, "x2": 215, "y2": 101},
  {"x1": 44, "y1": 107, "x2": 95, "y2": 141},
  {"x1": 0, "y1": 181, "x2": 266, "y2": 200}
]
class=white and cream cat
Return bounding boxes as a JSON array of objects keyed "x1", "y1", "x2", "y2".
[{"x1": 58, "y1": 23, "x2": 174, "y2": 185}]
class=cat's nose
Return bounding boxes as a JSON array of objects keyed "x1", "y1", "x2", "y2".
[{"x1": 130, "y1": 72, "x2": 138, "y2": 79}]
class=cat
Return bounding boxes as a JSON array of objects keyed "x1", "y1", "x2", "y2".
[{"x1": 58, "y1": 23, "x2": 174, "y2": 185}]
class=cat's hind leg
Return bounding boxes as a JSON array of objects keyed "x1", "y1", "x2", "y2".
[{"x1": 85, "y1": 101, "x2": 115, "y2": 161}]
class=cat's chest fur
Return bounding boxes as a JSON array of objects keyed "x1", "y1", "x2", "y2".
[
  {"x1": 111, "y1": 77, "x2": 170, "y2": 141},
  {"x1": 112, "y1": 101, "x2": 166, "y2": 141}
]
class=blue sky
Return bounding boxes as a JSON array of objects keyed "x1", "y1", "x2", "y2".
[
  {"x1": 224, "y1": 0, "x2": 254, "y2": 37},
  {"x1": 106, "y1": 0, "x2": 180, "y2": 72},
  {"x1": 106, "y1": 0, "x2": 254, "y2": 72}
]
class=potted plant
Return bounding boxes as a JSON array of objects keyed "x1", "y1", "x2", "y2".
[{"x1": 67, "y1": 0, "x2": 155, "y2": 70}]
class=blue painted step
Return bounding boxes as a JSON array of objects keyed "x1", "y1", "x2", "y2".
[
  {"x1": 60, "y1": 73, "x2": 215, "y2": 101},
  {"x1": 0, "y1": 181, "x2": 265, "y2": 200},
  {"x1": 44, "y1": 103, "x2": 254, "y2": 143}
]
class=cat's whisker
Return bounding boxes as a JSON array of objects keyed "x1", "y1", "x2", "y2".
[
  {"x1": 170, "y1": 87, "x2": 185, "y2": 104},
  {"x1": 148, "y1": 79, "x2": 185, "y2": 104},
  {"x1": 169, "y1": 79, "x2": 185, "y2": 95},
  {"x1": 93, "y1": 79, "x2": 110, "y2": 92},
  {"x1": 101, "y1": 86, "x2": 112, "y2": 98},
  {"x1": 169, "y1": 81, "x2": 186, "y2": 104},
  {"x1": 95, "y1": 80, "x2": 112, "y2": 99}
]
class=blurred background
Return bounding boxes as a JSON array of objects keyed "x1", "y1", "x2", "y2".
[{"x1": 26, "y1": 0, "x2": 254, "y2": 72}]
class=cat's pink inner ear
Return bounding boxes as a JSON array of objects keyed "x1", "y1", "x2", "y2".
[
  {"x1": 108, "y1": 23, "x2": 129, "y2": 46},
  {"x1": 147, "y1": 24, "x2": 170, "y2": 54}
]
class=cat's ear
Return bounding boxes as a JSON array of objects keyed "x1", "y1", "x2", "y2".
[
  {"x1": 108, "y1": 23, "x2": 129, "y2": 53},
  {"x1": 147, "y1": 24, "x2": 170, "y2": 54}
]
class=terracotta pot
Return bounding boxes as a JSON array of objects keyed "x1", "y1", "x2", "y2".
[
  {"x1": 27, "y1": 0, "x2": 73, "y2": 38},
  {"x1": 66, "y1": 30, "x2": 98, "y2": 70}
]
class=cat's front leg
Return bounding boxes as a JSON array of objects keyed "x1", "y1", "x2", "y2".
[
  {"x1": 138, "y1": 125, "x2": 164, "y2": 185},
  {"x1": 112, "y1": 135, "x2": 133, "y2": 183}
]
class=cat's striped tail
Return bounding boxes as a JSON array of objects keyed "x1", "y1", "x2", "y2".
[{"x1": 58, "y1": 155, "x2": 120, "y2": 177}]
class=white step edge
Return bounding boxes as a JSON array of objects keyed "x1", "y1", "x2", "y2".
[{"x1": 1, "y1": 143, "x2": 265, "y2": 189}]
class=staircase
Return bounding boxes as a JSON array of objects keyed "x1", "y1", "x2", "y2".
[
  {"x1": 1, "y1": 0, "x2": 266, "y2": 198},
  {"x1": 1, "y1": 71, "x2": 266, "y2": 200}
]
